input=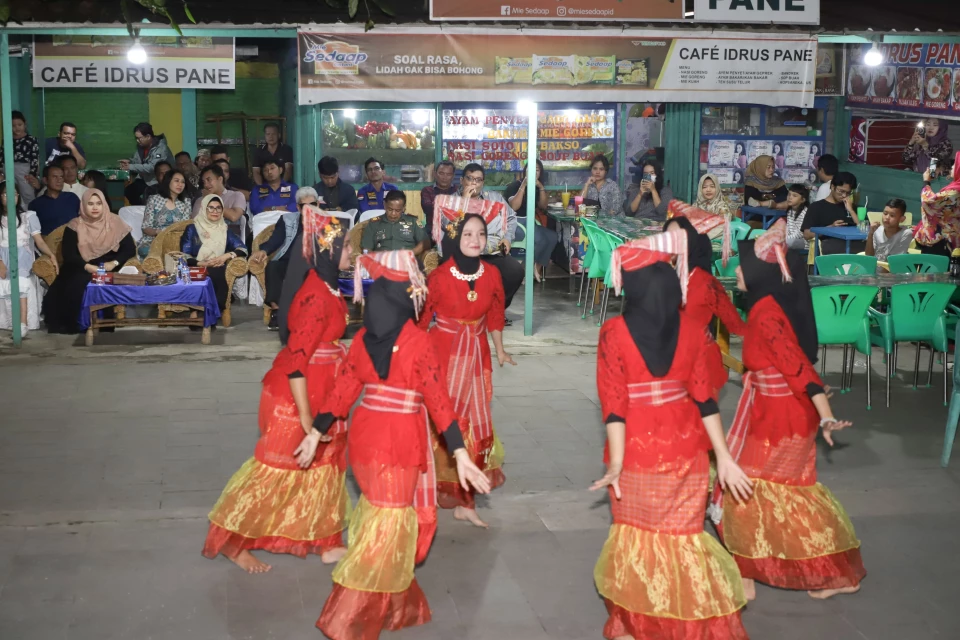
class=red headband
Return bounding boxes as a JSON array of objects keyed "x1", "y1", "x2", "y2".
[
  {"x1": 752, "y1": 218, "x2": 792, "y2": 282},
  {"x1": 610, "y1": 228, "x2": 690, "y2": 303},
  {"x1": 354, "y1": 249, "x2": 428, "y2": 316},
  {"x1": 432, "y1": 194, "x2": 507, "y2": 247}
]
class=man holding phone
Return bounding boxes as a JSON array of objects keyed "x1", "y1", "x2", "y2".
[{"x1": 801, "y1": 172, "x2": 865, "y2": 254}]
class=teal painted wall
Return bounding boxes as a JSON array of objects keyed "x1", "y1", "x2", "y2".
[{"x1": 664, "y1": 103, "x2": 701, "y2": 202}]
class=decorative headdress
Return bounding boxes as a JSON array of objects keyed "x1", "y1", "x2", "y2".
[
  {"x1": 432, "y1": 194, "x2": 507, "y2": 247},
  {"x1": 751, "y1": 218, "x2": 792, "y2": 282},
  {"x1": 609, "y1": 228, "x2": 690, "y2": 303},
  {"x1": 667, "y1": 199, "x2": 732, "y2": 265},
  {"x1": 353, "y1": 249, "x2": 428, "y2": 317},
  {"x1": 301, "y1": 204, "x2": 344, "y2": 263}
]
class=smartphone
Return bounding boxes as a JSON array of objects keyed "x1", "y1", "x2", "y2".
[
  {"x1": 641, "y1": 173, "x2": 654, "y2": 183},
  {"x1": 930, "y1": 158, "x2": 939, "y2": 173},
  {"x1": 917, "y1": 124, "x2": 926, "y2": 137}
]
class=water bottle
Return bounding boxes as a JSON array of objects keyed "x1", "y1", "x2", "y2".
[
  {"x1": 178, "y1": 256, "x2": 189, "y2": 284},
  {"x1": 96, "y1": 262, "x2": 106, "y2": 284},
  {"x1": 950, "y1": 249, "x2": 960, "y2": 278}
]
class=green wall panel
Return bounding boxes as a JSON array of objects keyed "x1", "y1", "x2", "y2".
[
  {"x1": 196, "y1": 78, "x2": 282, "y2": 142},
  {"x1": 43, "y1": 88, "x2": 149, "y2": 169},
  {"x1": 664, "y1": 103, "x2": 701, "y2": 203}
]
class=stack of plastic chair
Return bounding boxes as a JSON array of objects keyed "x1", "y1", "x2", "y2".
[
  {"x1": 815, "y1": 254, "x2": 878, "y2": 276},
  {"x1": 811, "y1": 285, "x2": 879, "y2": 409},
  {"x1": 579, "y1": 219, "x2": 612, "y2": 319},
  {"x1": 713, "y1": 255, "x2": 740, "y2": 278},
  {"x1": 576, "y1": 220, "x2": 597, "y2": 308},
  {"x1": 597, "y1": 230, "x2": 625, "y2": 326},
  {"x1": 729, "y1": 219, "x2": 752, "y2": 245}
]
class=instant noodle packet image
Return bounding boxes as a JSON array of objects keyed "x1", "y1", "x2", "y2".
[
  {"x1": 575, "y1": 56, "x2": 616, "y2": 85},
  {"x1": 495, "y1": 57, "x2": 534, "y2": 84},
  {"x1": 532, "y1": 55, "x2": 577, "y2": 86},
  {"x1": 616, "y1": 59, "x2": 650, "y2": 86}
]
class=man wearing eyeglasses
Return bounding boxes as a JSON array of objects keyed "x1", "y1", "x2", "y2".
[
  {"x1": 800, "y1": 172, "x2": 865, "y2": 254},
  {"x1": 459, "y1": 163, "x2": 523, "y2": 323},
  {"x1": 249, "y1": 186, "x2": 319, "y2": 330}
]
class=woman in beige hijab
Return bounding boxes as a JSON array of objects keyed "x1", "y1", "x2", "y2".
[
  {"x1": 180, "y1": 194, "x2": 247, "y2": 314},
  {"x1": 696, "y1": 173, "x2": 733, "y2": 240},
  {"x1": 43, "y1": 188, "x2": 135, "y2": 334}
]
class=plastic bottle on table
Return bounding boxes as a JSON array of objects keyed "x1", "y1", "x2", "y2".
[{"x1": 96, "y1": 263, "x2": 106, "y2": 284}]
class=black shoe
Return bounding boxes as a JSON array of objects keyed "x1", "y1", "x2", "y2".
[
  {"x1": 268, "y1": 309, "x2": 279, "y2": 331},
  {"x1": 504, "y1": 318, "x2": 513, "y2": 327}
]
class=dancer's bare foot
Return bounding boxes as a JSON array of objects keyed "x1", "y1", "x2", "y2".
[
  {"x1": 321, "y1": 547, "x2": 347, "y2": 565},
  {"x1": 742, "y1": 578, "x2": 756, "y2": 601},
  {"x1": 453, "y1": 506, "x2": 489, "y2": 528},
  {"x1": 230, "y1": 550, "x2": 271, "y2": 574},
  {"x1": 808, "y1": 584, "x2": 861, "y2": 600}
]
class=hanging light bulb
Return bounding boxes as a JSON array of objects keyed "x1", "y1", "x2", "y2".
[
  {"x1": 127, "y1": 38, "x2": 148, "y2": 65},
  {"x1": 864, "y1": 43, "x2": 883, "y2": 67}
]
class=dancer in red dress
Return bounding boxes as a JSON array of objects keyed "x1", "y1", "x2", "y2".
[
  {"x1": 314, "y1": 250, "x2": 491, "y2": 640},
  {"x1": 203, "y1": 206, "x2": 353, "y2": 573},
  {"x1": 419, "y1": 211, "x2": 515, "y2": 528},
  {"x1": 591, "y1": 230, "x2": 754, "y2": 640},
  {"x1": 664, "y1": 201, "x2": 747, "y2": 396},
  {"x1": 712, "y1": 219, "x2": 864, "y2": 601}
]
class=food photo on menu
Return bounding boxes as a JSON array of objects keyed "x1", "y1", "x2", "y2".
[
  {"x1": 849, "y1": 65, "x2": 872, "y2": 97},
  {"x1": 954, "y1": 70, "x2": 960, "y2": 110},
  {"x1": 872, "y1": 66, "x2": 896, "y2": 99},
  {"x1": 896, "y1": 67, "x2": 923, "y2": 104},
  {"x1": 925, "y1": 68, "x2": 951, "y2": 106}
]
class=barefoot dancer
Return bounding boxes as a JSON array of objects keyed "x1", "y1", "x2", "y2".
[
  {"x1": 315, "y1": 250, "x2": 491, "y2": 640},
  {"x1": 711, "y1": 219, "x2": 864, "y2": 601},
  {"x1": 420, "y1": 207, "x2": 515, "y2": 529},
  {"x1": 591, "y1": 230, "x2": 753, "y2": 640},
  {"x1": 663, "y1": 201, "x2": 747, "y2": 397},
  {"x1": 203, "y1": 206, "x2": 353, "y2": 573}
]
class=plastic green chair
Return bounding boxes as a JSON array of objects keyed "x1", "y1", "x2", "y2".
[
  {"x1": 815, "y1": 254, "x2": 878, "y2": 276},
  {"x1": 811, "y1": 285, "x2": 879, "y2": 409},
  {"x1": 747, "y1": 228, "x2": 766, "y2": 240},
  {"x1": 887, "y1": 254, "x2": 949, "y2": 274},
  {"x1": 868, "y1": 283, "x2": 957, "y2": 407},
  {"x1": 713, "y1": 255, "x2": 741, "y2": 278},
  {"x1": 729, "y1": 220, "x2": 752, "y2": 244},
  {"x1": 580, "y1": 221, "x2": 613, "y2": 319},
  {"x1": 941, "y1": 322, "x2": 960, "y2": 466},
  {"x1": 576, "y1": 221, "x2": 598, "y2": 308},
  {"x1": 512, "y1": 222, "x2": 527, "y2": 252},
  {"x1": 598, "y1": 231, "x2": 625, "y2": 326}
]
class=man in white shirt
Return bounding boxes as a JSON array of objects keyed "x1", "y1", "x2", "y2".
[
  {"x1": 37, "y1": 155, "x2": 87, "y2": 199},
  {"x1": 865, "y1": 198, "x2": 914, "y2": 270},
  {"x1": 813, "y1": 154, "x2": 838, "y2": 202}
]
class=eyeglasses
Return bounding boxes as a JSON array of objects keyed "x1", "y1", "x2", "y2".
[
  {"x1": 834, "y1": 188, "x2": 852, "y2": 198},
  {"x1": 298, "y1": 200, "x2": 318, "y2": 208},
  {"x1": 463, "y1": 175, "x2": 484, "y2": 184}
]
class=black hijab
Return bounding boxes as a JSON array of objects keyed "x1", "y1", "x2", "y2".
[
  {"x1": 277, "y1": 221, "x2": 345, "y2": 345},
  {"x1": 363, "y1": 277, "x2": 416, "y2": 380},
  {"x1": 738, "y1": 239, "x2": 819, "y2": 365},
  {"x1": 663, "y1": 216, "x2": 713, "y2": 274},
  {"x1": 620, "y1": 262, "x2": 683, "y2": 377}
]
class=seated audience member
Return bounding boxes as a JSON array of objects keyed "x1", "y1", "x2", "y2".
[
  {"x1": 32, "y1": 164, "x2": 81, "y2": 236},
  {"x1": 801, "y1": 171, "x2": 863, "y2": 255},
  {"x1": 249, "y1": 187, "x2": 318, "y2": 330},
  {"x1": 252, "y1": 123, "x2": 294, "y2": 184},
  {"x1": 37, "y1": 156, "x2": 87, "y2": 199},
  {"x1": 82, "y1": 170, "x2": 109, "y2": 196},
  {"x1": 623, "y1": 158, "x2": 670, "y2": 220},
  {"x1": 313, "y1": 156, "x2": 359, "y2": 213},
  {"x1": 43, "y1": 189, "x2": 135, "y2": 334},
  {"x1": 195, "y1": 148, "x2": 212, "y2": 171},
  {"x1": 213, "y1": 159, "x2": 251, "y2": 202},
  {"x1": 743, "y1": 155, "x2": 789, "y2": 210},
  {"x1": 121, "y1": 122, "x2": 175, "y2": 206},
  {"x1": 44, "y1": 121, "x2": 86, "y2": 169},
  {"x1": 866, "y1": 198, "x2": 914, "y2": 268},
  {"x1": 420, "y1": 160, "x2": 458, "y2": 245},
  {"x1": 174, "y1": 151, "x2": 203, "y2": 201},
  {"x1": 210, "y1": 146, "x2": 254, "y2": 197},
  {"x1": 915, "y1": 152, "x2": 960, "y2": 256},
  {"x1": 194, "y1": 165, "x2": 246, "y2": 229},
  {"x1": 181, "y1": 194, "x2": 248, "y2": 316},
  {"x1": 0, "y1": 110, "x2": 41, "y2": 206},
  {"x1": 503, "y1": 159, "x2": 561, "y2": 282},
  {"x1": 141, "y1": 160, "x2": 172, "y2": 202},
  {"x1": 784, "y1": 184, "x2": 811, "y2": 251},
  {"x1": 813, "y1": 154, "x2": 838, "y2": 202},
  {"x1": 361, "y1": 190, "x2": 429, "y2": 258},
  {"x1": 249, "y1": 158, "x2": 298, "y2": 215},
  {"x1": 356, "y1": 157, "x2": 397, "y2": 220},
  {"x1": 139, "y1": 169, "x2": 193, "y2": 259}
]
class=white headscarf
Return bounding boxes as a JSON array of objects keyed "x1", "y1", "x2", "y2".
[{"x1": 194, "y1": 194, "x2": 228, "y2": 262}]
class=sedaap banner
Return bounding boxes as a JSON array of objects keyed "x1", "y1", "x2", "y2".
[
  {"x1": 430, "y1": 0, "x2": 683, "y2": 21},
  {"x1": 298, "y1": 27, "x2": 817, "y2": 108},
  {"x1": 33, "y1": 36, "x2": 235, "y2": 89}
]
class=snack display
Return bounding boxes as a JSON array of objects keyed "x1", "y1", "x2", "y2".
[
  {"x1": 575, "y1": 56, "x2": 615, "y2": 85},
  {"x1": 495, "y1": 57, "x2": 533, "y2": 84},
  {"x1": 532, "y1": 55, "x2": 576, "y2": 86},
  {"x1": 616, "y1": 58, "x2": 650, "y2": 86},
  {"x1": 896, "y1": 67, "x2": 922, "y2": 102}
]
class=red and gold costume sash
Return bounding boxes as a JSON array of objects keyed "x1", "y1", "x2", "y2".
[{"x1": 626, "y1": 380, "x2": 689, "y2": 407}]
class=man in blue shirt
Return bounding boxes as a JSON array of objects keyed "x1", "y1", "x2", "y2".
[
  {"x1": 44, "y1": 121, "x2": 86, "y2": 169},
  {"x1": 249, "y1": 158, "x2": 298, "y2": 215},
  {"x1": 356, "y1": 157, "x2": 397, "y2": 223},
  {"x1": 32, "y1": 164, "x2": 81, "y2": 235},
  {"x1": 313, "y1": 156, "x2": 359, "y2": 214}
]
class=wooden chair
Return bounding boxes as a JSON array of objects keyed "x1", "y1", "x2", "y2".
[
  {"x1": 142, "y1": 220, "x2": 249, "y2": 326},
  {"x1": 250, "y1": 224, "x2": 277, "y2": 325},
  {"x1": 347, "y1": 220, "x2": 440, "y2": 274},
  {"x1": 33, "y1": 224, "x2": 142, "y2": 286}
]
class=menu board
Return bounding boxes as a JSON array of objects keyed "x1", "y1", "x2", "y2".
[
  {"x1": 707, "y1": 140, "x2": 737, "y2": 168},
  {"x1": 442, "y1": 106, "x2": 616, "y2": 173},
  {"x1": 705, "y1": 138, "x2": 821, "y2": 185},
  {"x1": 847, "y1": 42, "x2": 960, "y2": 116}
]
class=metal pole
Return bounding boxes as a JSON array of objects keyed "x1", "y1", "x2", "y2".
[
  {"x1": 1, "y1": 31, "x2": 22, "y2": 346},
  {"x1": 523, "y1": 102, "x2": 537, "y2": 337}
]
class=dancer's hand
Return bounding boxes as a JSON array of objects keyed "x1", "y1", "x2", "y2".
[
  {"x1": 820, "y1": 418, "x2": 853, "y2": 447},
  {"x1": 717, "y1": 457, "x2": 753, "y2": 503},
  {"x1": 293, "y1": 431, "x2": 321, "y2": 468},
  {"x1": 823, "y1": 384, "x2": 835, "y2": 399},
  {"x1": 590, "y1": 463, "x2": 622, "y2": 499},
  {"x1": 497, "y1": 349, "x2": 516, "y2": 367},
  {"x1": 453, "y1": 449, "x2": 491, "y2": 494}
]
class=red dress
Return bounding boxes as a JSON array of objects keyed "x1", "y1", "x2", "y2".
[
  {"x1": 419, "y1": 260, "x2": 507, "y2": 509},
  {"x1": 719, "y1": 296, "x2": 866, "y2": 590},
  {"x1": 594, "y1": 314, "x2": 748, "y2": 640},
  {"x1": 203, "y1": 271, "x2": 350, "y2": 559},
  {"x1": 316, "y1": 321, "x2": 458, "y2": 640},
  {"x1": 685, "y1": 267, "x2": 747, "y2": 395}
]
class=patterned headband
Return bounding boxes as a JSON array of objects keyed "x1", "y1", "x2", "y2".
[
  {"x1": 668, "y1": 199, "x2": 733, "y2": 265},
  {"x1": 432, "y1": 194, "x2": 507, "y2": 246},
  {"x1": 354, "y1": 249, "x2": 428, "y2": 317},
  {"x1": 752, "y1": 218, "x2": 792, "y2": 282},
  {"x1": 301, "y1": 204, "x2": 343, "y2": 263},
  {"x1": 609, "y1": 228, "x2": 690, "y2": 303}
]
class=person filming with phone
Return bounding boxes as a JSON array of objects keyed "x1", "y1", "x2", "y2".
[
  {"x1": 624, "y1": 158, "x2": 671, "y2": 221},
  {"x1": 915, "y1": 151, "x2": 960, "y2": 257},
  {"x1": 903, "y1": 119, "x2": 953, "y2": 175},
  {"x1": 800, "y1": 172, "x2": 864, "y2": 254}
]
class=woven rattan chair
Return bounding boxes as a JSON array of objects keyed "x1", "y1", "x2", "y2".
[
  {"x1": 347, "y1": 219, "x2": 439, "y2": 274},
  {"x1": 33, "y1": 224, "x2": 142, "y2": 286},
  {"x1": 142, "y1": 220, "x2": 248, "y2": 326},
  {"x1": 250, "y1": 224, "x2": 277, "y2": 325}
]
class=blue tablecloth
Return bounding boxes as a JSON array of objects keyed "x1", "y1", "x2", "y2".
[
  {"x1": 338, "y1": 277, "x2": 373, "y2": 300},
  {"x1": 80, "y1": 279, "x2": 221, "y2": 328}
]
